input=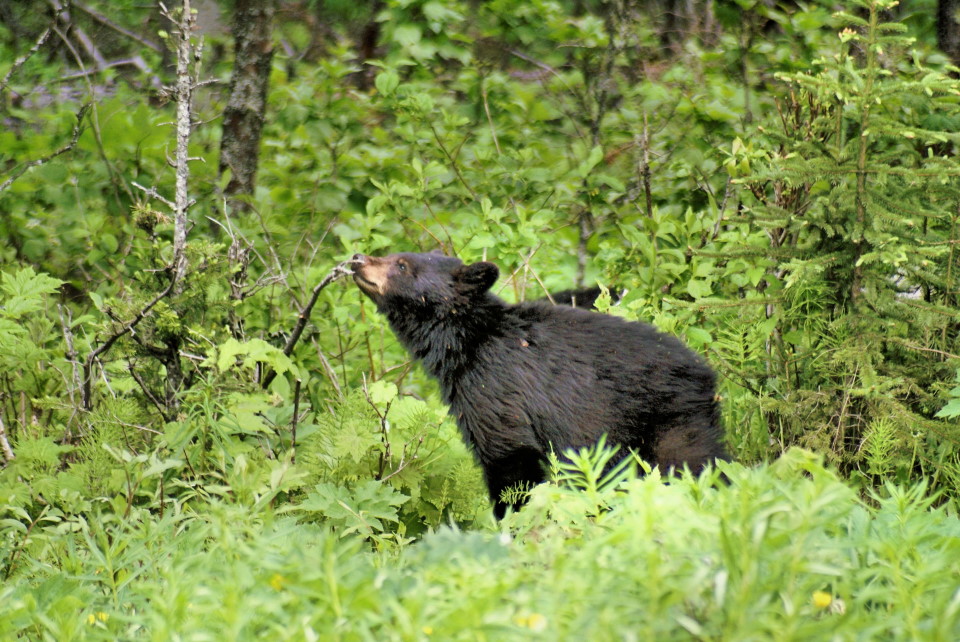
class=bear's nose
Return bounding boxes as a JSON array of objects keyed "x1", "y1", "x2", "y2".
[{"x1": 351, "y1": 253, "x2": 366, "y2": 264}]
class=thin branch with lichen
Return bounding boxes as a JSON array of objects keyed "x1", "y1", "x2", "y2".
[{"x1": 0, "y1": 104, "x2": 90, "y2": 193}]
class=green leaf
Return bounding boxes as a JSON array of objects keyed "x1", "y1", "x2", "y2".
[
  {"x1": 746, "y1": 267, "x2": 766, "y2": 286},
  {"x1": 300, "y1": 480, "x2": 408, "y2": 536},
  {"x1": 0, "y1": 267, "x2": 62, "y2": 318},
  {"x1": 935, "y1": 398, "x2": 960, "y2": 419},
  {"x1": 685, "y1": 279, "x2": 713, "y2": 299},
  {"x1": 684, "y1": 327, "x2": 712, "y2": 347},
  {"x1": 393, "y1": 24, "x2": 422, "y2": 47},
  {"x1": 375, "y1": 70, "x2": 399, "y2": 96},
  {"x1": 577, "y1": 145, "x2": 604, "y2": 178},
  {"x1": 331, "y1": 420, "x2": 379, "y2": 463},
  {"x1": 368, "y1": 380, "x2": 398, "y2": 406},
  {"x1": 211, "y1": 338, "x2": 300, "y2": 378}
]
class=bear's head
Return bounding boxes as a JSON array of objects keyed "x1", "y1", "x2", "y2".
[{"x1": 352, "y1": 252, "x2": 499, "y2": 315}]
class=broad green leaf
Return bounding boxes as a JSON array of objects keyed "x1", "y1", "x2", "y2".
[
  {"x1": 368, "y1": 380, "x2": 398, "y2": 406},
  {"x1": 375, "y1": 70, "x2": 399, "y2": 96}
]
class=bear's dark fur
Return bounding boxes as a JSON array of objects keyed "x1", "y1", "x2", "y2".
[
  {"x1": 541, "y1": 286, "x2": 605, "y2": 309},
  {"x1": 353, "y1": 252, "x2": 727, "y2": 517}
]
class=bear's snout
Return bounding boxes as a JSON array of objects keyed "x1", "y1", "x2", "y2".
[{"x1": 352, "y1": 254, "x2": 389, "y2": 297}]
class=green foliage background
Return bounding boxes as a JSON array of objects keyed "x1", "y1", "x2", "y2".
[{"x1": 1, "y1": 0, "x2": 960, "y2": 638}]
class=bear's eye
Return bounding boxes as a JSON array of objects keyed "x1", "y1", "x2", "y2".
[{"x1": 397, "y1": 261, "x2": 407, "y2": 272}]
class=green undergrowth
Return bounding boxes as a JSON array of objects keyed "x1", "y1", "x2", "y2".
[
  {"x1": 2, "y1": 449, "x2": 959, "y2": 641},
  {"x1": 2, "y1": 0, "x2": 960, "y2": 638}
]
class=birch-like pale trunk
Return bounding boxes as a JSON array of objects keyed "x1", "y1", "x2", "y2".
[{"x1": 171, "y1": 0, "x2": 196, "y2": 295}]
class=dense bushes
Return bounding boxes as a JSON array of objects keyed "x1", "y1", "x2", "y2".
[
  {"x1": 4, "y1": 450, "x2": 960, "y2": 639},
  {"x1": 1, "y1": 0, "x2": 959, "y2": 637}
]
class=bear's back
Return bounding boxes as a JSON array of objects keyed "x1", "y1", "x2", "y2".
[{"x1": 446, "y1": 300, "x2": 718, "y2": 463}]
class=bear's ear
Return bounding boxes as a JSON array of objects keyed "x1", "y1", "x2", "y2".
[{"x1": 454, "y1": 261, "x2": 499, "y2": 295}]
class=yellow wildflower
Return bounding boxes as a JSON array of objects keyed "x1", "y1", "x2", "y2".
[
  {"x1": 422, "y1": 626, "x2": 434, "y2": 635},
  {"x1": 812, "y1": 590, "x2": 833, "y2": 609},
  {"x1": 269, "y1": 573, "x2": 286, "y2": 591},
  {"x1": 514, "y1": 613, "x2": 548, "y2": 632}
]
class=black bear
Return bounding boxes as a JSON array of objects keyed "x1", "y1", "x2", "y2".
[
  {"x1": 352, "y1": 252, "x2": 727, "y2": 517},
  {"x1": 540, "y1": 286, "x2": 615, "y2": 309}
]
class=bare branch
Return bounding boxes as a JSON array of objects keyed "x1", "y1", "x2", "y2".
[
  {"x1": 0, "y1": 4, "x2": 67, "y2": 95},
  {"x1": 131, "y1": 181, "x2": 176, "y2": 209},
  {"x1": 638, "y1": 113, "x2": 653, "y2": 218},
  {"x1": 313, "y1": 344, "x2": 342, "y2": 399},
  {"x1": 480, "y1": 78, "x2": 502, "y2": 155},
  {"x1": 291, "y1": 379, "x2": 302, "y2": 463},
  {"x1": 47, "y1": 0, "x2": 108, "y2": 72},
  {"x1": 57, "y1": 304, "x2": 84, "y2": 437},
  {"x1": 428, "y1": 121, "x2": 477, "y2": 201},
  {"x1": 380, "y1": 436, "x2": 423, "y2": 482},
  {"x1": 73, "y1": 2, "x2": 162, "y2": 52},
  {"x1": 0, "y1": 104, "x2": 90, "y2": 193},
  {"x1": 128, "y1": 362, "x2": 172, "y2": 422},
  {"x1": 261, "y1": 260, "x2": 357, "y2": 389},
  {"x1": 60, "y1": 56, "x2": 162, "y2": 89},
  {"x1": 82, "y1": 275, "x2": 178, "y2": 411},
  {"x1": 0, "y1": 413, "x2": 14, "y2": 463}
]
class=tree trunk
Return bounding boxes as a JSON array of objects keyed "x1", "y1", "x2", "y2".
[
  {"x1": 218, "y1": 0, "x2": 275, "y2": 214},
  {"x1": 939, "y1": 0, "x2": 960, "y2": 64},
  {"x1": 219, "y1": 0, "x2": 274, "y2": 340}
]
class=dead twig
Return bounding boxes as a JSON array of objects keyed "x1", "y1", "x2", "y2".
[
  {"x1": 291, "y1": 379, "x2": 302, "y2": 463},
  {"x1": 0, "y1": 104, "x2": 90, "y2": 194},
  {"x1": 0, "y1": 413, "x2": 14, "y2": 463},
  {"x1": 427, "y1": 122, "x2": 477, "y2": 201},
  {"x1": 639, "y1": 113, "x2": 653, "y2": 218},
  {"x1": 480, "y1": 78, "x2": 502, "y2": 156},
  {"x1": 0, "y1": 4, "x2": 67, "y2": 95},
  {"x1": 57, "y1": 304, "x2": 84, "y2": 439},
  {"x1": 131, "y1": 182, "x2": 176, "y2": 210},
  {"x1": 380, "y1": 436, "x2": 423, "y2": 482},
  {"x1": 74, "y1": 2, "x2": 162, "y2": 52},
  {"x1": 59, "y1": 55, "x2": 146, "y2": 79},
  {"x1": 48, "y1": 0, "x2": 108, "y2": 72},
  {"x1": 82, "y1": 275, "x2": 178, "y2": 411},
  {"x1": 261, "y1": 260, "x2": 357, "y2": 389},
  {"x1": 49, "y1": 16, "x2": 133, "y2": 206},
  {"x1": 128, "y1": 362, "x2": 172, "y2": 422},
  {"x1": 362, "y1": 374, "x2": 394, "y2": 481},
  {"x1": 316, "y1": 345, "x2": 342, "y2": 400},
  {"x1": 362, "y1": 370, "x2": 424, "y2": 483}
]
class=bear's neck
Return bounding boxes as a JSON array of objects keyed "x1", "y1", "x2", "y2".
[{"x1": 384, "y1": 295, "x2": 506, "y2": 385}]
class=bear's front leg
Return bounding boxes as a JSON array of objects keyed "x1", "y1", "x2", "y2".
[{"x1": 481, "y1": 446, "x2": 546, "y2": 519}]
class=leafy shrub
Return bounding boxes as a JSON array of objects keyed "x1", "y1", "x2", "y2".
[
  {"x1": 2, "y1": 1, "x2": 960, "y2": 638},
  {"x1": 3, "y1": 449, "x2": 960, "y2": 640}
]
